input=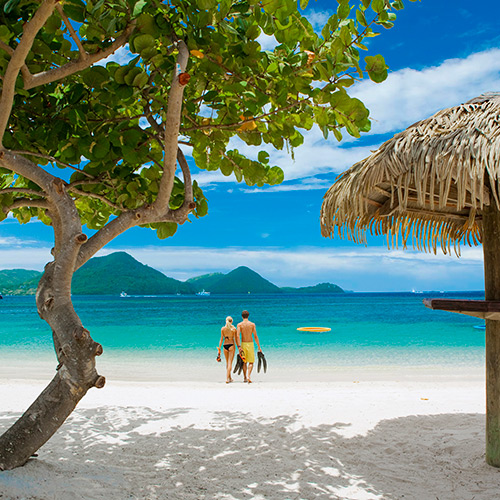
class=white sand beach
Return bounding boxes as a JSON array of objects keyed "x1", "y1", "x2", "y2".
[{"x1": 0, "y1": 359, "x2": 498, "y2": 500}]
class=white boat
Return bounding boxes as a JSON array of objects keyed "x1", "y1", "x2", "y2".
[
  {"x1": 196, "y1": 290, "x2": 210, "y2": 296},
  {"x1": 120, "y1": 291, "x2": 128, "y2": 297}
]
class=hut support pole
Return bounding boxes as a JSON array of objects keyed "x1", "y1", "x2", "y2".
[{"x1": 483, "y1": 202, "x2": 500, "y2": 467}]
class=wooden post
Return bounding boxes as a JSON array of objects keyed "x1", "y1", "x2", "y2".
[{"x1": 483, "y1": 202, "x2": 500, "y2": 467}]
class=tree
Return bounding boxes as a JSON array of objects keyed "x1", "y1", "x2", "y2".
[{"x1": 0, "y1": 0, "x2": 414, "y2": 470}]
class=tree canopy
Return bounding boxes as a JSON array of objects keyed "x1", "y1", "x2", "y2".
[{"x1": 0, "y1": 0, "x2": 414, "y2": 252}]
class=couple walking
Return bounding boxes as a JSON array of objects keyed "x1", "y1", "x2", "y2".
[{"x1": 217, "y1": 310, "x2": 262, "y2": 384}]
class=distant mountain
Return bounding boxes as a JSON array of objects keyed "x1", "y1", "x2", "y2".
[
  {"x1": 1, "y1": 253, "x2": 344, "y2": 296},
  {"x1": 186, "y1": 272, "x2": 224, "y2": 292},
  {"x1": 206, "y1": 266, "x2": 282, "y2": 294},
  {"x1": 72, "y1": 252, "x2": 193, "y2": 295},
  {"x1": 0, "y1": 269, "x2": 42, "y2": 295},
  {"x1": 281, "y1": 282, "x2": 344, "y2": 294}
]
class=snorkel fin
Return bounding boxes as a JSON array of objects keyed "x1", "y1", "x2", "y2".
[{"x1": 257, "y1": 351, "x2": 267, "y2": 373}]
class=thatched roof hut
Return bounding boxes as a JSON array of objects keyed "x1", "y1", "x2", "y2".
[
  {"x1": 321, "y1": 92, "x2": 500, "y2": 255},
  {"x1": 320, "y1": 92, "x2": 500, "y2": 467}
]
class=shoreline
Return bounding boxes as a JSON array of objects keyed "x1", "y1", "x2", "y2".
[{"x1": 0, "y1": 351, "x2": 485, "y2": 383}]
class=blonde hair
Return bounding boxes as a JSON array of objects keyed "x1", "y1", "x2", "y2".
[{"x1": 225, "y1": 316, "x2": 235, "y2": 330}]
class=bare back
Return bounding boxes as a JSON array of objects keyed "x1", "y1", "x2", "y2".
[
  {"x1": 221, "y1": 326, "x2": 236, "y2": 344},
  {"x1": 237, "y1": 320, "x2": 255, "y2": 342}
]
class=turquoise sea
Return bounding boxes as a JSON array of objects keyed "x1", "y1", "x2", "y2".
[{"x1": 0, "y1": 291, "x2": 487, "y2": 374}]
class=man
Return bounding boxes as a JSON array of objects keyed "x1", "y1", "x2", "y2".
[{"x1": 236, "y1": 310, "x2": 262, "y2": 383}]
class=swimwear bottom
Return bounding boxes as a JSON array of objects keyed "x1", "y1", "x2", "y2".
[
  {"x1": 223, "y1": 344, "x2": 234, "y2": 351},
  {"x1": 241, "y1": 342, "x2": 255, "y2": 363}
]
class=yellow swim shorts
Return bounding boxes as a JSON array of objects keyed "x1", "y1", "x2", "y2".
[{"x1": 241, "y1": 342, "x2": 255, "y2": 363}]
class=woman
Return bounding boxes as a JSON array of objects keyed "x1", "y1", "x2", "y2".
[{"x1": 217, "y1": 316, "x2": 240, "y2": 383}]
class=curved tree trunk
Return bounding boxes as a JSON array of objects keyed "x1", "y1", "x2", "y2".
[{"x1": 0, "y1": 260, "x2": 104, "y2": 470}]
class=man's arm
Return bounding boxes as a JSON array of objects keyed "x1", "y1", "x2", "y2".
[
  {"x1": 236, "y1": 325, "x2": 243, "y2": 353},
  {"x1": 253, "y1": 324, "x2": 262, "y2": 352}
]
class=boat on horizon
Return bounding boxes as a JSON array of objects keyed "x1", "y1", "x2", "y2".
[
  {"x1": 196, "y1": 290, "x2": 210, "y2": 296},
  {"x1": 120, "y1": 291, "x2": 128, "y2": 297}
]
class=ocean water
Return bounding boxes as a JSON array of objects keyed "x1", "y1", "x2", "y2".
[{"x1": 0, "y1": 291, "x2": 486, "y2": 371}]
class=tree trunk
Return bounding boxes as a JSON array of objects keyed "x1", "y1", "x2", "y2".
[
  {"x1": 483, "y1": 202, "x2": 500, "y2": 467},
  {"x1": 0, "y1": 261, "x2": 104, "y2": 471}
]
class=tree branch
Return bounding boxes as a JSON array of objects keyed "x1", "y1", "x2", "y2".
[
  {"x1": 153, "y1": 40, "x2": 189, "y2": 213},
  {"x1": 0, "y1": 150, "x2": 57, "y2": 192},
  {"x1": 0, "y1": 187, "x2": 45, "y2": 197},
  {"x1": 76, "y1": 211, "x2": 142, "y2": 269},
  {"x1": 0, "y1": 0, "x2": 57, "y2": 145},
  {"x1": 24, "y1": 20, "x2": 137, "y2": 90},
  {"x1": 177, "y1": 147, "x2": 193, "y2": 203},
  {"x1": 169, "y1": 148, "x2": 195, "y2": 223},
  {"x1": 0, "y1": 41, "x2": 13, "y2": 56},
  {"x1": 181, "y1": 98, "x2": 308, "y2": 133},
  {"x1": 0, "y1": 41, "x2": 33, "y2": 83},
  {"x1": 3, "y1": 198, "x2": 50, "y2": 212},
  {"x1": 67, "y1": 186, "x2": 123, "y2": 212},
  {"x1": 9, "y1": 150, "x2": 95, "y2": 178},
  {"x1": 56, "y1": 4, "x2": 88, "y2": 60}
]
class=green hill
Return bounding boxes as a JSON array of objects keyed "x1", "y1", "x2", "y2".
[
  {"x1": 1, "y1": 255, "x2": 345, "y2": 296},
  {"x1": 186, "y1": 272, "x2": 224, "y2": 292},
  {"x1": 72, "y1": 252, "x2": 193, "y2": 295},
  {"x1": 0, "y1": 269, "x2": 42, "y2": 295},
  {"x1": 281, "y1": 282, "x2": 344, "y2": 294},
  {"x1": 207, "y1": 266, "x2": 282, "y2": 294}
]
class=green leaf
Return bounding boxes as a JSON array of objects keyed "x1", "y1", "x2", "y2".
[
  {"x1": 268, "y1": 166, "x2": 284, "y2": 185},
  {"x1": 63, "y1": 0, "x2": 86, "y2": 22},
  {"x1": 371, "y1": 0, "x2": 385, "y2": 14},
  {"x1": 0, "y1": 26, "x2": 12, "y2": 43},
  {"x1": 45, "y1": 14, "x2": 62, "y2": 33},
  {"x1": 337, "y1": 3, "x2": 350, "y2": 20},
  {"x1": 133, "y1": 33, "x2": 155, "y2": 53},
  {"x1": 196, "y1": 199, "x2": 208, "y2": 217},
  {"x1": 157, "y1": 222, "x2": 177, "y2": 239},
  {"x1": 258, "y1": 151, "x2": 269, "y2": 163},
  {"x1": 365, "y1": 54, "x2": 388, "y2": 83},
  {"x1": 356, "y1": 9, "x2": 367, "y2": 27},
  {"x1": 133, "y1": 0, "x2": 148, "y2": 17},
  {"x1": 3, "y1": 0, "x2": 20, "y2": 14},
  {"x1": 198, "y1": 0, "x2": 217, "y2": 8},
  {"x1": 299, "y1": 0, "x2": 309, "y2": 8},
  {"x1": 262, "y1": 0, "x2": 282, "y2": 14},
  {"x1": 82, "y1": 66, "x2": 109, "y2": 88}
]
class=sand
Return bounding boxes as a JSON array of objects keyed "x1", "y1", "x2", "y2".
[{"x1": 0, "y1": 362, "x2": 498, "y2": 500}]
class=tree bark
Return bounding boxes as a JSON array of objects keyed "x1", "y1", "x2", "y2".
[
  {"x1": 483, "y1": 202, "x2": 500, "y2": 467},
  {"x1": 0, "y1": 250, "x2": 104, "y2": 471}
]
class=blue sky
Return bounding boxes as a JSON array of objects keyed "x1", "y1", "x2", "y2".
[{"x1": 1, "y1": 1, "x2": 499, "y2": 291}]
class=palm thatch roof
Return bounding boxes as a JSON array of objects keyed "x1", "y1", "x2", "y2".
[{"x1": 321, "y1": 92, "x2": 500, "y2": 255}]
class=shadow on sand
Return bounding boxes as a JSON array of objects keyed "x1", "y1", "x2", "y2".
[{"x1": 0, "y1": 408, "x2": 497, "y2": 499}]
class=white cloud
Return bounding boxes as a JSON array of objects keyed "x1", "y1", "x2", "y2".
[
  {"x1": 257, "y1": 33, "x2": 277, "y2": 51},
  {"x1": 192, "y1": 47, "x2": 500, "y2": 191},
  {"x1": 241, "y1": 177, "x2": 333, "y2": 193},
  {"x1": 306, "y1": 10, "x2": 333, "y2": 31},
  {"x1": 192, "y1": 138, "x2": 375, "y2": 188},
  {"x1": 0, "y1": 236, "x2": 23, "y2": 246},
  {"x1": 97, "y1": 45, "x2": 134, "y2": 66},
  {"x1": 0, "y1": 246, "x2": 52, "y2": 271},
  {"x1": 352, "y1": 48, "x2": 500, "y2": 136}
]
